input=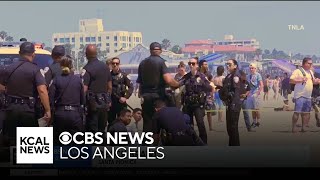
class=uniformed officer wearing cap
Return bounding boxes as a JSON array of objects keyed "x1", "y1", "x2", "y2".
[
  {"x1": 221, "y1": 59, "x2": 246, "y2": 146},
  {"x1": 179, "y1": 57, "x2": 212, "y2": 144},
  {"x1": 137, "y1": 42, "x2": 180, "y2": 133},
  {"x1": 45, "y1": 45, "x2": 65, "y2": 86},
  {"x1": 49, "y1": 56, "x2": 85, "y2": 144},
  {"x1": 0, "y1": 42, "x2": 51, "y2": 146},
  {"x1": 152, "y1": 99, "x2": 205, "y2": 146},
  {"x1": 81, "y1": 44, "x2": 112, "y2": 133},
  {"x1": 109, "y1": 57, "x2": 134, "y2": 124}
]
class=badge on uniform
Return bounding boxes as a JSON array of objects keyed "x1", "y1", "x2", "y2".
[
  {"x1": 233, "y1": 76, "x2": 239, "y2": 83},
  {"x1": 196, "y1": 77, "x2": 201, "y2": 83}
]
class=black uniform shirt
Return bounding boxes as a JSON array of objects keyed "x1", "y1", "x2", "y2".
[
  {"x1": 137, "y1": 56, "x2": 169, "y2": 94},
  {"x1": 82, "y1": 58, "x2": 112, "y2": 93},
  {"x1": 180, "y1": 71, "x2": 212, "y2": 96},
  {"x1": 152, "y1": 107, "x2": 190, "y2": 134},
  {"x1": 45, "y1": 61, "x2": 62, "y2": 86},
  {"x1": 1, "y1": 58, "x2": 46, "y2": 98},
  {"x1": 111, "y1": 70, "x2": 134, "y2": 99},
  {"x1": 224, "y1": 69, "x2": 243, "y2": 111},
  {"x1": 49, "y1": 73, "x2": 85, "y2": 107}
]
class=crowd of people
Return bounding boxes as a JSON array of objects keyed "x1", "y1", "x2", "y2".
[{"x1": 1, "y1": 41, "x2": 320, "y2": 148}]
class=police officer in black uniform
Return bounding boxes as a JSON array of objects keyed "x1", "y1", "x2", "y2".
[
  {"x1": 45, "y1": 45, "x2": 65, "y2": 85},
  {"x1": 49, "y1": 56, "x2": 85, "y2": 144},
  {"x1": 109, "y1": 57, "x2": 133, "y2": 124},
  {"x1": 0, "y1": 42, "x2": 51, "y2": 145},
  {"x1": 220, "y1": 59, "x2": 246, "y2": 146},
  {"x1": 180, "y1": 57, "x2": 212, "y2": 144},
  {"x1": 152, "y1": 99, "x2": 205, "y2": 146},
  {"x1": 81, "y1": 44, "x2": 112, "y2": 133},
  {"x1": 137, "y1": 42, "x2": 179, "y2": 132}
]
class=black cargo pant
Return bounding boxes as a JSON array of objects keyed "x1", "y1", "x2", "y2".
[
  {"x1": 3, "y1": 105, "x2": 38, "y2": 146},
  {"x1": 86, "y1": 108, "x2": 108, "y2": 133},
  {"x1": 108, "y1": 96, "x2": 127, "y2": 124},
  {"x1": 141, "y1": 93, "x2": 161, "y2": 132},
  {"x1": 183, "y1": 105, "x2": 207, "y2": 144},
  {"x1": 226, "y1": 105, "x2": 241, "y2": 146},
  {"x1": 54, "y1": 109, "x2": 84, "y2": 145}
]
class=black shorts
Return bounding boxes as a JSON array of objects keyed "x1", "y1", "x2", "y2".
[{"x1": 263, "y1": 86, "x2": 268, "y2": 92}]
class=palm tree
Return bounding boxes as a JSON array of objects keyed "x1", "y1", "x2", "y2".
[
  {"x1": 161, "y1": 39, "x2": 171, "y2": 50},
  {"x1": 0, "y1": 31, "x2": 8, "y2": 41}
]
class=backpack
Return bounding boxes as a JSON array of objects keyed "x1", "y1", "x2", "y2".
[{"x1": 290, "y1": 67, "x2": 313, "y2": 92}]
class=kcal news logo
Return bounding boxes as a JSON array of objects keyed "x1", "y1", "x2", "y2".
[{"x1": 16, "y1": 127, "x2": 53, "y2": 164}]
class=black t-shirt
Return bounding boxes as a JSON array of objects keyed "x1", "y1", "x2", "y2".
[
  {"x1": 1, "y1": 59, "x2": 46, "y2": 98},
  {"x1": 137, "y1": 56, "x2": 169, "y2": 94},
  {"x1": 152, "y1": 107, "x2": 189, "y2": 134},
  {"x1": 82, "y1": 59, "x2": 112, "y2": 93}
]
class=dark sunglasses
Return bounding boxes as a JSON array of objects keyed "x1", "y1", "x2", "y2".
[
  {"x1": 225, "y1": 63, "x2": 233, "y2": 67},
  {"x1": 188, "y1": 62, "x2": 196, "y2": 66},
  {"x1": 112, "y1": 62, "x2": 119, "y2": 65}
]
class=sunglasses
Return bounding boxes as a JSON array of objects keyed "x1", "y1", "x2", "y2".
[
  {"x1": 307, "y1": 62, "x2": 313, "y2": 65},
  {"x1": 225, "y1": 63, "x2": 233, "y2": 67},
  {"x1": 188, "y1": 62, "x2": 196, "y2": 66},
  {"x1": 112, "y1": 62, "x2": 119, "y2": 65}
]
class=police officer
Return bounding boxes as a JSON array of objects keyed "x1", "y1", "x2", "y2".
[
  {"x1": 45, "y1": 45, "x2": 65, "y2": 85},
  {"x1": 0, "y1": 42, "x2": 51, "y2": 145},
  {"x1": 152, "y1": 99, "x2": 204, "y2": 146},
  {"x1": 221, "y1": 59, "x2": 247, "y2": 146},
  {"x1": 81, "y1": 44, "x2": 112, "y2": 133},
  {"x1": 109, "y1": 57, "x2": 134, "y2": 124},
  {"x1": 180, "y1": 57, "x2": 212, "y2": 144},
  {"x1": 49, "y1": 56, "x2": 85, "y2": 144},
  {"x1": 137, "y1": 42, "x2": 179, "y2": 132}
]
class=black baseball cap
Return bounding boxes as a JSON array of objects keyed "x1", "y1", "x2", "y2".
[
  {"x1": 52, "y1": 45, "x2": 66, "y2": 56},
  {"x1": 149, "y1": 42, "x2": 162, "y2": 50},
  {"x1": 19, "y1": 42, "x2": 35, "y2": 54}
]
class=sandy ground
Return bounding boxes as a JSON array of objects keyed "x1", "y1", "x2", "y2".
[{"x1": 127, "y1": 92, "x2": 320, "y2": 146}]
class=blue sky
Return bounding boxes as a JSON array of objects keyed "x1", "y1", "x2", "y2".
[{"x1": 0, "y1": 1, "x2": 319, "y2": 55}]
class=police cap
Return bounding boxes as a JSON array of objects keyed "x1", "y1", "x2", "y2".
[
  {"x1": 52, "y1": 45, "x2": 66, "y2": 56},
  {"x1": 150, "y1": 42, "x2": 162, "y2": 50},
  {"x1": 19, "y1": 42, "x2": 35, "y2": 54}
]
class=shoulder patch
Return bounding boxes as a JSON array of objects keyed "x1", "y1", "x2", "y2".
[
  {"x1": 196, "y1": 77, "x2": 201, "y2": 83},
  {"x1": 233, "y1": 76, "x2": 239, "y2": 83},
  {"x1": 164, "y1": 61, "x2": 169, "y2": 68},
  {"x1": 40, "y1": 69, "x2": 45, "y2": 77},
  {"x1": 81, "y1": 69, "x2": 86, "y2": 77},
  {"x1": 43, "y1": 67, "x2": 50, "y2": 74}
]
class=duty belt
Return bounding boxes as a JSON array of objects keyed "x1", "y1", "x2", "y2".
[
  {"x1": 56, "y1": 105, "x2": 80, "y2": 111},
  {"x1": 7, "y1": 96, "x2": 34, "y2": 104}
]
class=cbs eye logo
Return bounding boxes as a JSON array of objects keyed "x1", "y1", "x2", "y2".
[{"x1": 59, "y1": 132, "x2": 72, "y2": 145}]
